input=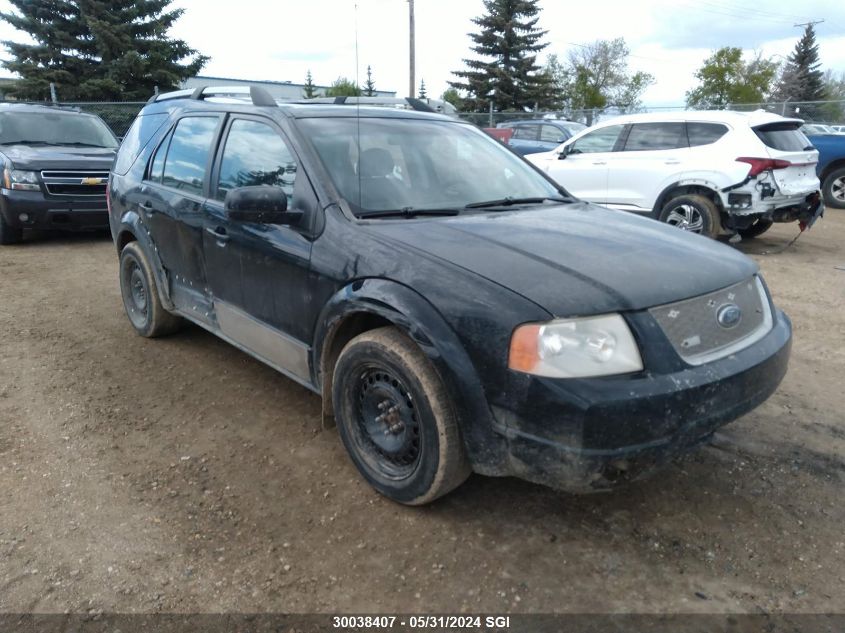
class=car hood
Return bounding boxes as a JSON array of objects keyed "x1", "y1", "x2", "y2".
[
  {"x1": 1, "y1": 144, "x2": 116, "y2": 171},
  {"x1": 365, "y1": 202, "x2": 758, "y2": 316}
]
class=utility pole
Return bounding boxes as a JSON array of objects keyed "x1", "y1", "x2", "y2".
[{"x1": 408, "y1": 0, "x2": 415, "y2": 98}]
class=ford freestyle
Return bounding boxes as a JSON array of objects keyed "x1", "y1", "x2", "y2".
[
  {"x1": 108, "y1": 86, "x2": 792, "y2": 505},
  {"x1": 0, "y1": 103, "x2": 119, "y2": 244}
]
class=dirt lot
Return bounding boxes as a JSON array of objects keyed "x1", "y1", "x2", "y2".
[{"x1": 0, "y1": 214, "x2": 843, "y2": 615}]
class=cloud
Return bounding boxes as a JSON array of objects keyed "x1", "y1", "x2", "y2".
[{"x1": 0, "y1": 0, "x2": 842, "y2": 106}]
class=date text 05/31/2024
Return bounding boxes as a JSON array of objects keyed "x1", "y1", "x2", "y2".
[{"x1": 332, "y1": 615, "x2": 512, "y2": 629}]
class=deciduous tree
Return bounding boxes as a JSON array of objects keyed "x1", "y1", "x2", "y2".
[{"x1": 686, "y1": 47, "x2": 777, "y2": 109}]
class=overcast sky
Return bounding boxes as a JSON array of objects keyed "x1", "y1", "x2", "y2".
[{"x1": 0, "y1": 0, "x2": 844, "y2": 105}]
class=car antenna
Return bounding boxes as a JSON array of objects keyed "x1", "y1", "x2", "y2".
[{"x1": 354, "y1": 2, "x2": 362, "y2": 211}]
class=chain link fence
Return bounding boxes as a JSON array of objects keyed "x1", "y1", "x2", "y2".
[
  {"x1": 4, "y1": 98, "x2": 843, "y2": 138},
  {"x1": 457, "y1": 100, "x2": 845, "y2": 128}
]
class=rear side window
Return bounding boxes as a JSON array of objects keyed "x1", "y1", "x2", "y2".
[
  {"x1": 687, "y1": 122, "x2": 728, "y2": 146},
  {"x1": 623, "y1": 122, "x2": 687, "y2": 151},
  {"x1": 513, "y1": 125, "x2": 538, "y2": 140},
  {"x1": 570, "y1": 124, "x2": 625, "y2": 154},
  {"x1": 161, "y1": 116, "x2": 219, "y2": 195},
  {"x1": 540, "y1": 125, "x2": 565, "y2": 142},
  {"x1": 754, "y1": 123, "x2": 811, "y2": 152},
  {"x1": 113, "y1": 113, "x2": 168, "y2": 175}
]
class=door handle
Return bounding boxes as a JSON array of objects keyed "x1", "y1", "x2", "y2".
[
  {"x1": 206, "y1": 226, "x2": 230, "y2": 243},
  {"x1": 664, "y1": 160, "x2": 681, "y2": 165},
  {"x1": 592, "y1": 161, "x2": 607, "y2": 166}
]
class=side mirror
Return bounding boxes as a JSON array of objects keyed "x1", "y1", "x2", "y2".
[
  {"x1": 224, "y1": 186, "x2": 301, "y2": 225},
  {"x1": 558, "y1": 144, "x2": 572, "y2": 160}
]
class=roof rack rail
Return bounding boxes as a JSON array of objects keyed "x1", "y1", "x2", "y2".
[
  {"x1": 286, "y1": 96, "x2": 440, "y2": 114},
  {"x1": 149, "y1": 85, "x2": 277, "y2": 107}
]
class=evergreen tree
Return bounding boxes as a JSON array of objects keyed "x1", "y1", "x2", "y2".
[
  {"x1": 302, "y1": 70, "x2": 318, "y2": 98},
  {"x1": 1, "y1": 0, "x2": 208, "y2": 101},
  {"x1": 772, "y1": 24, "x2": 825, "y2": 117},
  {"x1": 364, "y1": 65, "x2": 376, "y2": 96},
  {"x1": 449, "y1": 0, "x2": 551, "y2": 112},
  {"x1": 418, "y1": 79, "x2": 427, "y2": 98}
]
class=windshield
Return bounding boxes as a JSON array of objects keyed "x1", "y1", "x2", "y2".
[
  {"x1": 299, "y1": 117, "x2": 563, "y2": 215},
  {"x1": 0, "y1": 111, "x2": 118, "y2": 148}
]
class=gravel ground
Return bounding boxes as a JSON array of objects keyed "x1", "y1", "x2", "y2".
[{"x1": 0, "y1": 214, "x2": 843, "y2": 615}]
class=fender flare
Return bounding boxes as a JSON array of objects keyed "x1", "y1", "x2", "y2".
[
  {"x1": 311, "y1": 278, "x2": 507, "y2": 473},
  {"x1": 114, "y1": 211, "x2": 175, "y2": 311},
  {"x1": 653, "y1": 178, "x2": 727, "y2": 217}
]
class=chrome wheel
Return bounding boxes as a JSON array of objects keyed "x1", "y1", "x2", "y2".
[
  {"x1": 664, "y1": 204, "x2": 704, "y2": 233},
  {"x1": 832, "y1": 176, "x2": 845, "y2": 203}
]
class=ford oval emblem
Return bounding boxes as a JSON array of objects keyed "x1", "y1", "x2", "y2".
[{"x1": 717, "y1": 303, "x2": 742, "y2": 329}]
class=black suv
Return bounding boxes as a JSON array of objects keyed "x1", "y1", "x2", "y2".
[
  {"x1": 108, "y1": 86, "x2": 792, "y2": 505},
  {"x1": 0, "y1": 104, "x2": 119, "y2": 244}
]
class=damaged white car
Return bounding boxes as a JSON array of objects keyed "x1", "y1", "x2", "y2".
[{"x1": 527, "y1": 110, "x2": 823, "y2": 239}]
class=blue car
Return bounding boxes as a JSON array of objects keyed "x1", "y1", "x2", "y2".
[
  {"x1": 496, "y1": 119, "x2": 586, "y2": 155},
  {"x1": 803, "y1": 129, "x2": 845, "y2": 209}
]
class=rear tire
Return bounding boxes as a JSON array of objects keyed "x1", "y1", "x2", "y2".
[
  {"x1": 0, "y1": 213, "x2": 23, "y2": 245},
  {"x1": 119, "y1": 241, "x2": 182, "y2": 338},
  {"x1": 737, "y1": 218, "x2": 773, "y2": 239},
  {"x1": 332, "y1": 326, "x2": 471, "y2": 505},
  {"x1": 658, "y1": 194, "x2": 722, "y2": 239},
  {"x1": 821, "y1": 167, "x2": 845, "y2": 210}
]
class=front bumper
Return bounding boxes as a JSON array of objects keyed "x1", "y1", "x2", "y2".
[
  {"x1": 491, "y1": 309, "x2": 792, "y2": 492},
  {"x1": 0, "y1": 188, "x2": 108, "y2": 231}
]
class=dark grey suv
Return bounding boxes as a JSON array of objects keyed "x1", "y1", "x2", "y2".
[
  {"x1": 107, "y1": 86, "x2": 791, "y2": 505},
  {"x1": 0, "y1": 104, "x2": 118, "y2": 244}
]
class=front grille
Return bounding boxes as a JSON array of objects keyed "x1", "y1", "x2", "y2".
[
  {"x1": 40, "y1": 170, "x2": 109, "y2": 197},
  {"x1": 650, "y1": 277, "x2": 772, "y2": 365}
]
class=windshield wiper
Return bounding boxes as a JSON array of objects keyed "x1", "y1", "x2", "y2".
[
  {"x1": 0, "y1": 140, "x2": 57, "y2": 146},
  {"x1": 357, "y1": 207, "x2": 461, "y2": 219},
  {"x1": 464, "y1": 196, "x2": 571, "y2": 209},
  {"x1": 55, "y1": 142, "x2": 114, "y2": 148}
]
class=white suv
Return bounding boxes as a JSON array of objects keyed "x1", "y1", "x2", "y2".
[{"x1": 527, "y1": 111, "x2": 822, "y2": 239}]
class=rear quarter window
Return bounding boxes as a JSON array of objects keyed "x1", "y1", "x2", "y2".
[
  {"x1": 687, "y1": 122, "x2": 728, "y2": 147},
  {"x1": 754, "y1": 123, "x2": 812, "y2": 152},
  {"x1": 113, "y1": 112, "x2": 169, "y2": 175}
]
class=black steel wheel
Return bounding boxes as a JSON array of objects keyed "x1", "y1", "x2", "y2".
[
  {"x1": 119, "y1": 241, "x2": 182, "y2": 337},
  {"x1": 333, "y1": 326, "x2": 470, "y2": 505}
]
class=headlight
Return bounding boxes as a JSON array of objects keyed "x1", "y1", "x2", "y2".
[
  {"x1": 509, "y1": 314, "x2": 643, "y2": 378},
  {"x1": 3, "y1": 169, "x2": 40, "y2": 191}
]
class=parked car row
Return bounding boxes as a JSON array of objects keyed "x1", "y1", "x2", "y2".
[{"x1": 0, "y1": 92, "x2": 817, "y2": 505}]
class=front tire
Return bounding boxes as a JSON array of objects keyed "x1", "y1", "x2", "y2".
[
  {"x1": 658, "y1": 194, "x2": 722, "y2": 238},
  {"x1": 737, "y1": 218, "x2": 773, "y2": 239},
  {"x1": 332, "y1": 326, "x2": 470, "y2": 505},
  {"x1": 0, "y1": 213, "x2": 23, "y2": 245},
  {"x1": 822, "y1": 167, "x2": 845, "y2": 210},
  {"x1": 119, "y1": 241, "x2": 182, "y2": 337}
]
